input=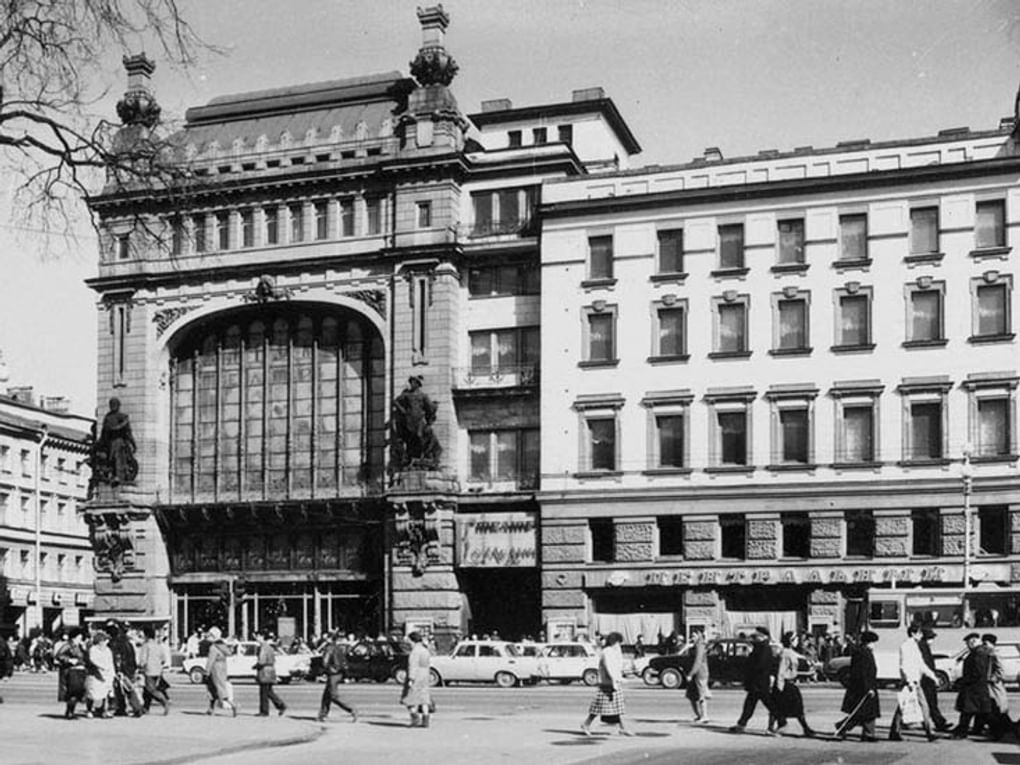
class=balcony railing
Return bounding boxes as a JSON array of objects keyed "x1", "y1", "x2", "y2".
[
  {"x1": 452, "y1": 364, "x2": 539, "y2": 391},
  {"x1": 468, "y1": 217, "x2": 536, "y2": 238}
]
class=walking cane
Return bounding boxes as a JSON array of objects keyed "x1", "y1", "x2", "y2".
[{"x1": 832, "y1": 690, "x2": 874, "y2": 740}]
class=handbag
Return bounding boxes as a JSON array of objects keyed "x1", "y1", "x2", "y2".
[{"x1": 897, "y1": 685, "x2": 923, "y2": 725}]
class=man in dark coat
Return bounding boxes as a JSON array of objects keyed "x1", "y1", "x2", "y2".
[
  {"x1": 919, "y1": 628, "x2": 950, "y2": 731},
  {"x1": 0, "y1": 634, "x2": 13, "y2": 702},
  {"x1": 318, "y1": 632, "x2": 358, "y2": 723},
  {"x1": 952, "y1": 633, "x2": 992, "y2": 738},
  {"x1": 255, "y1": 632, "x2": 287, "y2": 717},
  {"x1": 730, "y1": 627, "x2": 779, "y2": 734},
  {"x1": 837, "y1": 631, "x2": 881, "y2": 741}
]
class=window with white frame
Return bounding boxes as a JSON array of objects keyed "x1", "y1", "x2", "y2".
[
  {"x1": 766, "y1": 386, "x2": 817, "y2": 467},
  {"x1": 469, "y1": 326, "x2": 540, "y2": 378},
  {"x1": 0, "y1": 492, "x2": 7, "y2": 525},
  {"x1": 471, "y1": 187, "x2": 538, "y2": 236},
  {"x1": 468, "y1": 428, "x2": 539, "y2": 488},
  {"x1": 216, "y1": 211, "x2": 230, "y2": 250},
  {"x1": 314, "y1": 201, "x2": 328, "y2": 240},
  {"x1": 706, "y1": 388, "x2": 755, "y2": 469},
  {"x1": 657, "y1": 229, "x2": 684, "y2": 274},
  {"x1": 193, "y1": 214, "x2": 207, "y2": 253},
  {"x1": 897, "y1": 377, "x2": 951, "y2": 463},
  {"x1": 587, "y1": 234, "x2": 614, "y2": 281},
  {"x1": 20, "y1": 449, "x2": 30, "y2": 476},
  {"x1": 339, "y1": 198, "x2": 355, "y2": 237},
  {"x1": 831, "y1": 382, "x2": 882, "y2": 464},
  {"x1": 771, "y1": 288, "x2": 810, "y2": 353},
  {"x1": 581, "y1": 303, "x2": 617, "y2": 365},
  {"x1": 834, "y1": 283, "x2": 872, "y2": 349},
  {"x1": 777, "y1": 219, "x2": 805, "y2": 265},
  {"x1": 905, "y1": 279, "x2": 945, "y2": 344},
  {"x1": 573, "y1": 395, "x2": 624, "y2": 474},
  {"x1": 839, "y1": 213, "x2": 868, "y2": 262},
  {"x1": 717, "y1": 223, "x2": 745, "y2": 271},
  {"x1": 0, "y1": 445, "x2": 9, "y2": 472},
  {"x1": 241, "y1": 208, "x2": 255, "y2": 247},
  {"x1": 264, "y1": 207, "x2": 279, "y2": 245},
  {"x1": 57, "y1": 457, "x2": 67, "y2": 484},
  {"x1": 910, "y1": 207, "x2": 940, "y2": 255},
  {"x1": 641, "y1": 390, "x2": 693, "y2": 471},
  {"x1": 289, "y1": 204, "x2": 304, "y2": 242},
  {"x1": 963, "y1": 373, "x2": 1018, "y2": 459},
  {"x1": 40, "y1": 454, "x2": 49, "y2": 480},
  {"x1": 975, "y1": 200, "x2": 1006, "y2": 250},
  {"x1": 971, "y1": 273, "x2": 1013, "y2": 341},
  {"x1": 20, "y1": 495, "x2": 30, "y2": 524},
  {"x1": 652, "y1": 297, "x2": 687, "y2": 359},
  {"x1": 711, "y1": 292, "x2": 750, "y2": 356},
  {"x1": 365, "y1": 197, "x2": 383, "y2": 235}
]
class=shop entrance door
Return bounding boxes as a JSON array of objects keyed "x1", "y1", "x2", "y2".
[{"x1": 458, "y1": 569, "x2": 540, "y2": 640}]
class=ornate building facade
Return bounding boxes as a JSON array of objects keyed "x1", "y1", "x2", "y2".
[{"x1": 85, "y1": 7, "x2": 637, "y2": 645}]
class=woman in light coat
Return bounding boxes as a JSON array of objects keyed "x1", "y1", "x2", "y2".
[
  {"x1": 86, "y1": 630, "x2": 115, "y2": 718},
  {"x1": 770, "y1": 631, "x2": 815, "y2": 736},
  {"x1": 401, "y1": 631, "x2": 432, "y2": 727},
  {"x1": 204, "y1": 627, "x2": 236, "y2": 716},
  {"x1": 581, "y1": 632, "x2": 632, "y2": 736},
  {"x1": 685, "y1": 630, "x2": 710, "y2": 724}
]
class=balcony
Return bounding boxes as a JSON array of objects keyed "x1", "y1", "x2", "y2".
[
  {"x1": 452, "y1": 364, "x2": 539, "y2": 395},
  {"x1": 467, "y1": 217, "x2": 537, "y2": 239}
]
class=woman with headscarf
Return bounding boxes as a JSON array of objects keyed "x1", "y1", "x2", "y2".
[
  {"x1": 770, "y1": 631, "x2": 815, "y2": 736},
  {"x1": 86, "y1": 630, "x2": 115, "y2": 718},
  {"x1": 401, "y1": 631, "x2": 432, "y2": 727},
  {"x1": 204, "y1": 627, "x2": 236, "y2": 716},
  {"x1": 56, "y1": 629, "x2": 88, "y2": 719},
  {"x1": 581, "y1": 632, "x2": 633, "y2": 737}
]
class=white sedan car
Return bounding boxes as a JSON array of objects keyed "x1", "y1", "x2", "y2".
[
  {"x1": 429, "y1": 640, "x2": 540, "y2": 688},
  {"x1": 536, "y1": 642, "x2": 600, "y2": 685},
  {"x1": 182, "y1": 641, "x2": 310, "y2": 684}
]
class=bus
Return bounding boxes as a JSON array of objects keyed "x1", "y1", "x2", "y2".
[{"x1": 858, "y1": 585, "x2": 1020, "y2": 685}]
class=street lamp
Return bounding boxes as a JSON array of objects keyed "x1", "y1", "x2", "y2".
[{"x1": 961, "y1": 443, "x2": 974, "y2": 593}]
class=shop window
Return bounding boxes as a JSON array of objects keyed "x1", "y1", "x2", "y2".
[
  {"x1": 905, "y1": 283, "x2": 944, "y2": 344},
  {"x1": 717, "y1": 223, "x2": 745, "y2": 271},
  {"x1": 975, "y1": 200, "x2": 1006, "y2": 249},
  {"x1": 264, "y1": 208, "x2": 279, "y2": 245},
  {"x1": 781, "y1": 512, "x2": 810, "y2": 558},
  {"x1": 967, "y1": 592, "x2": 1020, "y2": 627},
  {"x1": 910, "y1": 207, "x2": 939, "y2": 254},
  {"x1": 978, "y1": 505, "x2": 1008, "y2": 555},
  {"x1": 772, "y1": 290, "x2": 810, "y2": 353},
  {"x1": 657, "y1": 229, "x2": 684, "y2": 274},
  {"x1": 590, "y1": 519, "x2": 614, "y2": 562},
  {"x1": 911, "y1": 508, "x2": 940, "y2": 556},
  {"x1": 582, "y1": 305, "x2": 617, "y2": 365},
  {"x1": 838, "y1": 213, "x2": 868, "y2": 262},
  {"x1": 657, "y1": 517, "x2": 684, "y2": 557},
  {"x1": 777, "y1": 219, "x2": 805, "y2": 265},
  {"x1": 846, "y1": 509, "x2": 875, "y2": 557},
  {"x1": 720, "y1": 514, "x2": 746, "y2": 560},
  {"x1": 587, "y1": 235, "x2": 614, "y2": 281},
  {"x1": 711, "y1": 294, "x2": 750, "y2": 357},
  {"x1": 971, "y1": 276, "x2": 1013, "y2": 341},
  {"x1": 834, "y1": 286, "x2": 872, "y2": 349}
]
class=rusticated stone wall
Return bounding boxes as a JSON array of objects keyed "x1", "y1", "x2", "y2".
[
  {"x1": 683, "y1": 520, "x2": 715, "y2": 560},
  {"x1": 747, "y1": 518, "x2": 777, "y2": 560},
  {"x1": 810, "y1": 517, "x2": 841, "y2": 558},
  {"x1": 614, "y1": 521, "x2": 654, "y2": 562},
  {"x1": 942, "y1": 511, "x2": 965, "y2": 556},
  {"x1": 874, "y1": 515, "x2": 909, "y2": 557}
]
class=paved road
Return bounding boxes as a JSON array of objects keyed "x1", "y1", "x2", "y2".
[{"x1": 1, "y1": 672, "x2": 1013, "y2": 765}]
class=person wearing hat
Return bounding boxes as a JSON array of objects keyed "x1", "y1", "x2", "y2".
[
  {"x1": 919, "y1": 627, "x2": 950, "y2": 731},
  {"x1": 318, "y1": 630, "x2": 358, "y2": 723},
  {"x1": 730, "y1": 627, "x2": 779, "y2": 735},
  {"x1": 979, "y1": 634, "x2": 1010, "y2": 740},
  {"x1": 836, "y1": 631, "x2": 880, "y2": 741},
  {"x1": 86, "y1": 630, "x2": 115, "y2": 719},
  {"x1": 951, "y1": 633, "x2": 991, "y2": 738},
  {"x1": 204, "y1": 627, "x2": 237, "y2": 717},
  {"x1": 888, "y1": 624, "x2": 937, "y2": 742},
  {"x1": 254, "y1": 631, "x2": 287, "y2": 717}
]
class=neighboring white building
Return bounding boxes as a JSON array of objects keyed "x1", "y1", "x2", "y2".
[
  {"x1": 538, "y1": 106, "x2": 1020, "y2": 649},
  {"x1": 0, "y1": 389, "x2": 93, "y2": 637}
]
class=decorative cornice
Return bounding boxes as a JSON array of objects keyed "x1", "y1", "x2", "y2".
[
  {"x1": 152, "y1": 306, "x2": 195, "y2": 338},
  {"x1": 343, "y1": 289, "x2": 387, "y2": 317}
]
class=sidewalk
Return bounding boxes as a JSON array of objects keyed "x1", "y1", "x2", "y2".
[{"x1": 0, "y1": 705, "x2": 324, "y2": 765}]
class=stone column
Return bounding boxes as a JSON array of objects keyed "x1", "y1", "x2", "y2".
[{"x1": 541, "y1": 523, "x2": 587, "y2": 629}]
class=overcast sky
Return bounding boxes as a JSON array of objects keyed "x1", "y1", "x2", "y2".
[{"x1": 1, "y1": 0, "x2": 1018, "y2": 416}]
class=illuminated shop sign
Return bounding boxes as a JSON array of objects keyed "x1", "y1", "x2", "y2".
[{"x1": 457, "y1": 512, "x2": 537, "y2": 568}]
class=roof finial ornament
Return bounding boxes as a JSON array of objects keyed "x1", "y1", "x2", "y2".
[
  {"x1": 409, "y1": 5, "x2": 458, "y2": 86},
  {"x1": 116, "y1": 53, "x2": 161, "y2": 128}
]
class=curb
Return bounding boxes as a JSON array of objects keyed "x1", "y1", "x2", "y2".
[{"x1": 133, "y1": 724, "x2": 327, "y2": 765}]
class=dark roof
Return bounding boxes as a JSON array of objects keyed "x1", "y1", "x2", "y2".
[
  {"x1": 0, "y1": 396, "x2": 91, "y2": 444},
  {"x1": 468, "y1": 98, "x2": 641, "y2": 155}
]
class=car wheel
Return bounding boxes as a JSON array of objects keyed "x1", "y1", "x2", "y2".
[
  {"x1": 188, "y1": 667, "x2": 205, "y2": 685},
  {"x1": 659, "y1": 668, "x2": 683, "y2": 690},
  {"x1": 494, "y1": 671, "x2": 518, "y2": 688},
  {"x1": 582, "y1": 668, "x2": 600, "y2": 687},
  {"x1": 642, "y1": 667, "x2": 660, "y2": 686},
  {"x1": 935, "y1": 671, "x2": 950, "y2": 692},
  {"x1": 428, "y1": 668, "x2": 442, "y2": 687},
  {"x1": 393, "y1": 668, "x2": 408, "y2": 685},
  {"x1": 837, "y1": 667, "x2": 851, "y2": 688}
]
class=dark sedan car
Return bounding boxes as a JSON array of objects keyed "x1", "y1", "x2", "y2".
[
  {"x1": 308, "y1": 639, "x2": 410, "y2": 683},
  {"x1": 643, "y1": 638, "x2": 813, "y2": 689}
]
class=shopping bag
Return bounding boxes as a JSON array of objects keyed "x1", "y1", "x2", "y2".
[{"x1": 897, "y1": 685, "x2": 923, "y2": 725}]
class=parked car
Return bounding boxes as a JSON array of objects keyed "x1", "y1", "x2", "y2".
[
  {"x1": 429, "y1": 640, "x2": 540, "y2": 688},
  {"x1": 182, "y1": 641, "x2": 310, "y2": 684},
  {"x1": 942, "y1": 641, "x2": 1020, "y2": 689},
  {"x1": 644, "y1": 638, "x2": 813, "y2": 689},
  {"x1": 306, "y1": 638, "x2": 410, "y2": 683},
  {"x1": 621, "y1": 645, "x2": 653, "y2": 679},
  {"x1": 535, "y1": 642, "x2": 600, "y2": 685}
]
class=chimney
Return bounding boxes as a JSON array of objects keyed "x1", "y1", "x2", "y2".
[
  {"x1": 6, "y1": 386, "x2": 35, "y2": 406},
  {"x1": 572, "y1": 87, "x2": 605, "y2": 103},
  {"x1": 703, "y1": 147, "x2": 723, "y2": 162},
  {"x1": 481, "y1": 99, "x2": 512, "y2": 113}
]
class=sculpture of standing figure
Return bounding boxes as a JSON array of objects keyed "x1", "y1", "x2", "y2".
[
  {"x1": 392, "y1": 376, "x2": 442, "y2": 469},
  {"x1": 92, "y1": 398, "x2": 138, "y2": 487}
]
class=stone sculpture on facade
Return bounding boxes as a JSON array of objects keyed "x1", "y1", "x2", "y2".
[
  {"x1": 392, "y1": 376, "x2": 442, "y2": 470},
  {"x1": 90, "y1": 398, "x2": 138, "y2": 489},
  {"x1": 88, "y1": 512, "x2": 135, "y2": 582},
  {"x1": 394, "y1": 501, "x2": 441, "y2": 576}
]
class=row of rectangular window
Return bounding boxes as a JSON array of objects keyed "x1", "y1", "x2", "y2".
[
  {"x1": 590, "y1": 505, "x2": 1010, "y2": 563},
  {"x1": 506, "y1": 125, "x2": 573, "y2": 148},
  {"x1": 579, "y1": 385, "x2": 1016, "y2": 473},
  {"x1": 0, "y1": 446, "x2": 84, "y2": 483},
  {"x1": 165, "y1": 197, "x2": 385, "y2": 256},
  {"x1": 584, "y1": 276, "x2": 1014, "y2": 363},
  {"x1": 587, "y1": 200, "x2": 1009, "y2": 279}
]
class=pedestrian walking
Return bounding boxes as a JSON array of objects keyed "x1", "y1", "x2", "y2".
[
  {"x1": 138, "y1": 626, "x2": 171, "y2": 715},
  {"x1": 581, "y1": 631, "x2": 632, "y2": 737},
  {"x1": 730, "y1": 627, "x2": 779, "y2": 735},
  {"x1": 980, "y1": 634, "x2": 1010, "y2": 740},
  {"x1": 951, "y1": 633, "x2": 992, "y2": 738},
  {"x1": 888, "y1": 624, "x2": 937, "y2": 742},
  {"x1": 684, "y1": 630, "x2": 710, "y2": 724},
  {"x1": 770, "y1": 631, "x2": 815, "y2": 737},
  {"x1": 86, "y1": 630, "x2": 115, "y2": 719},
  {"x1": 204, "y1": 627, "x2": 237, "y2": 717},
  {"x1": 318, "y1": 630, "x2": 358, "y2": 722},
  {"x1": 254, "y1": 631, "x2": 287, "y2": 717},
  {"x1": 919, "y1": 628, "x2": 950, "y2": 732},
  {"x1": 0, "y1": 631, "x2": 13, "y2": 703},
  {"x1": 55, "y1": 629, "x2": 88, "y2": 718},
  {"x1": 835, "y1": 630, "x2": 880, "y2": 742},
  {"x1": 401, "y1": 631, "x2": 432, "y2": 728}
]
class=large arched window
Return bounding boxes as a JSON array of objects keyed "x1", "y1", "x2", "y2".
[{"x1": 170, "y1": 306, "x2": 384, "y2": 503}]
